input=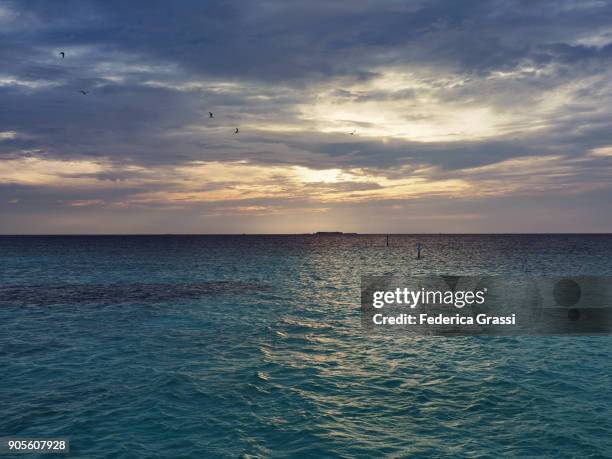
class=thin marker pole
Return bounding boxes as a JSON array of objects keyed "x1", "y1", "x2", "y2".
[{"x1": 386, "y1": 234, "x2": 389, "y2": 247}]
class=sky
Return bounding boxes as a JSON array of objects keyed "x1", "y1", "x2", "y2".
[{"x1": 1, "y1": 0, "x2": 612, "y2": 234}]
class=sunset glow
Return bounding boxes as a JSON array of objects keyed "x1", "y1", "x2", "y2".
[{"x1": 1, "y1": 1, "x2": 611, "y2": 233}]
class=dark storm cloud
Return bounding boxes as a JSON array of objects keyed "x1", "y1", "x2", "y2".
[{"x1": 5, "y1": 0, "x2": 612, "y2": 81}]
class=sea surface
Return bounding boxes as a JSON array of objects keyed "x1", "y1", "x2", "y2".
[{"x1": 1, "y1": 235, "x2": 611, "y2": 458}]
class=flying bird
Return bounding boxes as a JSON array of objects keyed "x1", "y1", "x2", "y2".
[
  {"x1": 234, "y1": 128, "x2": 239, "y2": 134},
  {"x1": 209, "y1": 112, "x2": 214, "y2": 118},
  {"x1": 59, "y1": 51, "x2": 65, "y2": 58},
  {"x1": 79, "y1": 90, "x2": 88, "y2": 95},
  {"x1": 350, "y1": 130, "x2": 356, "y2": 135}
]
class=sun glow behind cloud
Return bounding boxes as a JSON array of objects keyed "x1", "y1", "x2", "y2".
[
  {"x1": 0, "y1": 156, "x2": 471, "y2": 207},
  {"x1": 266, "y1": 65, "x2": 595, "y2": 142},
  {"x1": 4, "y1": 153, "x2": 603, "y2": 218},
  {"x1": 291, "y1": 69, "x2": 522, "y2": 141}
]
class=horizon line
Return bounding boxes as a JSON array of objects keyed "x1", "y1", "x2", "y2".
[{"x1": 1, "y1": 232, "x2": 611, "y2": 236}]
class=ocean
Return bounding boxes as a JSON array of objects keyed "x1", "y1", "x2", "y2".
[{"x1": 1, "y1": 235, "x2": 611, "y2": 457}]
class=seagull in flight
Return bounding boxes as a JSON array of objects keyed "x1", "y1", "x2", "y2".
[
  {"x1": 234, "y1": 128, "x2": 239, "y2": 135},
  {"x1": 59, "y1": 51, "x2": 65, "y2": 58},
  {"x1": 350, "y1": 129, "x2": 356, "y2": 135},
  {"x1": 209, "y1": 112, "x2": 214, "y2": 118},
  {"x1": 79, "y1": 90, "x2": 88, "y2": 95}
]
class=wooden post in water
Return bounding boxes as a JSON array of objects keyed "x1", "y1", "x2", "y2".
[{"x1": 386, "y1": 234, "x2": 389, "y2": 247}]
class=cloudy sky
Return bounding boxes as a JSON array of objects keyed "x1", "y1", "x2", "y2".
[{"x1": 1, "y1": 0, "x2": 612, "y2": 233}]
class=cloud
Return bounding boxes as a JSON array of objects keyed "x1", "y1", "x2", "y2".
[{"x1": 1, "y1": 0, "x2": 612, "y2": 232}]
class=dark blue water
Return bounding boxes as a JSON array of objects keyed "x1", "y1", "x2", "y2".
[{"x1": 1, "y1": 235, "x2": 611, "y2": 457}]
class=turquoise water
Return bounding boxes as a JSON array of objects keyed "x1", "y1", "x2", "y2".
[{"x1": 1, "y1": 235, "x2": 611, "y2": 457}]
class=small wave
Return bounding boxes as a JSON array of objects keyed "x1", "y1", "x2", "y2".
[
  {"x1": 278, "y1": 316, "x2": 333, "y2": 330},
  {"x1": 0, "y1": 281, "x2": 270, "y2": 307}
]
